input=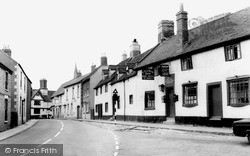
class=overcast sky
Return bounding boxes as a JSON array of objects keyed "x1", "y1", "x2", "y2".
[{"x1": 0, "y1": 0, "x2": 249, "y2": 90}]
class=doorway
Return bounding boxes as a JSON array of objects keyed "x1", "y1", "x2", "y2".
[
  {"x1": 96, "y1": 104, "x2": 103, "y2": 119},
  {"x1": 208, "y1": 83, "x2": 222, "y2": 119},
  {"x1": 166, "y1": 87, "x2": 175, "y2": 117}
]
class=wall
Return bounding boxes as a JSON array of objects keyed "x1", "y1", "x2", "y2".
[
  {"x1": 0, "y1": 66, "x2": 12, "y2": 131},
  {"x1": 173, "y1": 39, "x2": 250, "y2": 119},
  {"x1": 89, "y1": 66, "x2": 108, "y2": 119},
  {"x1": 94, "y1": 82, "x2": 112, "y2": 118},
  {"x1": 82, "y1": 80, "x2": 90, "y2": 119},
  {"x1": 63, "y1": 83, "x2": 81, "y2": 119}
]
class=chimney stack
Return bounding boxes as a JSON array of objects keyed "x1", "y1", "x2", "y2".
[
  {"x1": 91, "y1": 64, "x2": 96, "y2": 72},
  {"x1": 129, "y1": 39, "x2": 141, "y2": 58},
  {"x1": 176, "y1": 3, "x2": 188, "y2": 48},
  {"x1": 40, "y1": 79, "x2": 47, "y2": 89},
  {"x1": 122, "y1": 52, "x2": 127, "y2": 61},
  {"x1": 2, "y1": 48, "x2": 12, "y2": 57},
  {"x1": 101, "y1": 55, "x2": 108, "y2": 66},
  {"x1": 158, "y1": 20, "x2": 174, "y2": 43}
]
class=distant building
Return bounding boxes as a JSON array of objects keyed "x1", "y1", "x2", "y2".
[
  {"x1": 31, "y1": 79, "x2": 54, "y2": 119},
  {"x1": 51, "y1": 56, "x2": 109, "y2": 119}
]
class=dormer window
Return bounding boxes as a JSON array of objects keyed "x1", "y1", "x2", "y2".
[
  {"x1": 181, "y1": 56, "x2": 193, "y2": 71},
  {"x1": 225, "y1": 43, "x2": 241, "y2": 61}
]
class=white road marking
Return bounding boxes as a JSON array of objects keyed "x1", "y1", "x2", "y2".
[
  {"x1": 42, "y1": 138, "x2": 52, "y2": 144},
  {"x1": 54, "y1": 131, "x2": 60, "y2": 137},
  {"x1": 41, "y1": 120, "x2": 64, "y2": 145},
  {"x1": 115, "y1": 145, "x2": 119, "y2": 150},
  {"x1": 115, "y1": 141, "x2": 119, "y2": 145},
  {"x1": 114, "y1": 152, "x2": 118, "y2": 156}
]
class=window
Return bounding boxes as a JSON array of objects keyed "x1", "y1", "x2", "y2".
[
  {"x1": 77, "y1": 85, "x2": 80, "y2": 98},
  {"x1": 95, "y1": 105, "x2": 98, "y2": 113},
  {"x1": 5, "y1": 71, "x2": 8, "y2": 90},
  {"x1": 228, "y1": 78, "x2": 249, "y2": 107},
  {"x1": 105, "y1": 102, "x2": 108, "y2": 112},
  {"x1": 145, "y1": 91, "x2": 155, "y2": 110},
  {"x1": 34, "y1": 100, "x2": 40, "y2": 105},
  {"x1": 34, "y1": 108, "x2": 40, "y2": 114},
  {"x1": 96, "y1": 88, "x2": 98, "y2": 96},
  {"x1": 183, "y1": 83, "x2": 198, "y2": 107},
  {"x1": 105, "y1": 84, "x2": 108, "y2": 93},
  {"x1": 129, "y1": 95, "x2": 133, "y2": 104},
  {"x1": 5, "y1": 99, "x2": 8, "y2": 121},
  {"x1": 181, "y1": 56, "x2": 193, "y2": 71},
  {"x1": 100, "y1": 86, "x2": 102, "y2": 94},
  {"x1": 225, "y1": 43, "x2": 241, "y2": 61},
  {"x1": 72, "y1": 87, "x2": 75, "y2": 99}
]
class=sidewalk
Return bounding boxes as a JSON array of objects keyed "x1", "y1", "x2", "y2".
[
  {"x1": 76, "y1": 119, "x2": 233, "y2": 136},
  {"x1": 0, "y1": 120, "x2": 38, "y2": 141}
]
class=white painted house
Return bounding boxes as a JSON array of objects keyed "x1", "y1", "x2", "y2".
[{"x1": 94, "y1": 6, "x2": 250, "y2": 126}]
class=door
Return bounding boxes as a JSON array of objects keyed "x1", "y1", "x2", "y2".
[
  {"x1": 97, "y1": 104, "x2": 103, "y2": 119},
  {"x1": 166, "y1": 87, "x2": 175, "y2": 117},
  {"x1": 208, "y1": 84, "x2": 222, "y2": 118},
  {"x1": 77, "y1": 106, "x2": 80, "y2": 119}
]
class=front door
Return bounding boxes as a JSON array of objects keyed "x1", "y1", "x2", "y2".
[
  {"x1": 208, "y1": 84, "x2": 222, "y2": 118},
  {"x1": 77, "y1": 106, "x2": 80, "y2": 119},
  {"x1": 97, "y1": 104, "x2": 103, "y2": 119},
  {"x1": 166, "y1": 87, "x2": 175, "y2": 117}
]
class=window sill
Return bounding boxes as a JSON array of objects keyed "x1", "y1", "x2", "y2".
[
  {"x1": 4, "y1": 121, "x2": 8, "y2": 124},
  {"x1": 183, "y1": 104, "x2": 198, "y2": 108},
  {"x1": 145, "y1": 107, "x2": 155, "y2": 110},
  {"x1": 229, "y1": 103, "x2": 249, "y2": 107}
]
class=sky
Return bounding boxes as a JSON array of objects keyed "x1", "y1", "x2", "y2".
[{"x1": 0, "y1": 0, "x2": 249, "y2": 90}]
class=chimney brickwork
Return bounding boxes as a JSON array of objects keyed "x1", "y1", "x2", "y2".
[
  {"x1": 158, "y1": 20, "x2": 174, "y2": 43},
  {"x1": 176, "y1": 4, "x2": 189, "y2": 49}
]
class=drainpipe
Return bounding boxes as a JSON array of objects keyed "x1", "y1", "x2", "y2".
[{"x1": 123, "y1": 80, "x2": 126, "y2": 121}]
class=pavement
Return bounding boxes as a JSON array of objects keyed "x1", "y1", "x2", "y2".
[
  {"x1": 0, "y1": 119, "x2": 38, "y2": 142},
  {"x1": 76, "y1": 119, "x2": 234, "y2": 136}
]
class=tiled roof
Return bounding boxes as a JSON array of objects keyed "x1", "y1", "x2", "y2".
[
  {"x1": 64, "y1": 73, "x2": 90, "y2": 88},
  {"x1": 52, "y1": 66, "x2": 102, "y2": 97},
  {"x1": 0, "y1": 50, "x2": 15, "y2": 72},
  {"x1": 94, "y1": 72, "x2": 117, "y2": 89},
  {"x1": 32, "y1": 89, "x2": 55, "y2": 102},
  {"x1": 136, "y1": 7, "x2": 250, "y2": 69}
]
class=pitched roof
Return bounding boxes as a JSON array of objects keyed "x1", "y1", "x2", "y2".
[
  {"x1": 32, "y1": 89, "x2": 55, "y2": 102},
  {"x1": 64, "y1": 73, "x2": 90, "y2": 88},
  {"x1": 136, "y1": 7, "x2": 250, "y2": 69},
  {"x1": 94, "y1": 72, "x2": 117, "y2": 89},
  {"x1": 52, "y1": 66, "x2": 103, "y2": 97},
  {"x1": 0, "y1": 50, "x2": 15, "y2": 72},
  {"x1": 0, "y1": 50, "x2": 32, "y2": 83}
]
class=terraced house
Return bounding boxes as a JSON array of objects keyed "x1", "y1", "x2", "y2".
[
  {"x1": 94, "y1": 6, "x2": 250, "y2": 126},
  {"x1": 0, "y1": 48, "x2": 32, "y2": 129},
  {"x1": 0, "y1": 50, "x2": 13, "y2": 132},
  {"x1": 51, "y1": 56, "x2": 108, "y2": 119}
]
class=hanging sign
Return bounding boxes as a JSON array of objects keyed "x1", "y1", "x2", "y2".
[
  {"x1": 159, "y1": 65, "x2": 169, "y2": 76},
  {"x1": 142, "y1": 67, "x2": 154, "y2": 80}
]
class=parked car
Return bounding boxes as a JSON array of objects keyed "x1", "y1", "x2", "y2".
[{"x1": 233, "y1": 118, "x2": 250, "y2": 143}]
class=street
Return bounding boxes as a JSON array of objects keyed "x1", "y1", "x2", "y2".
[{"x1": 1, "y1": 120, "x2": 250, "y2": 156}]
